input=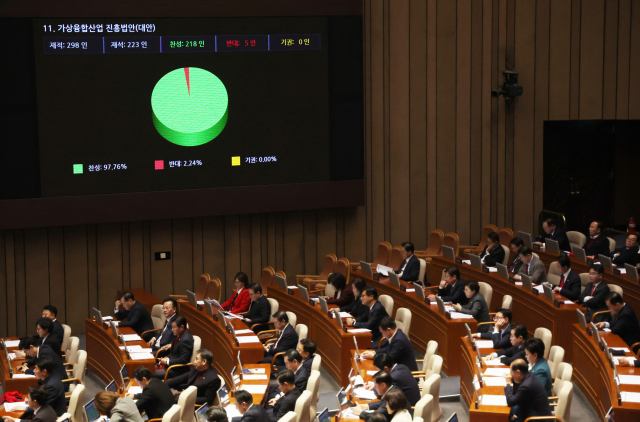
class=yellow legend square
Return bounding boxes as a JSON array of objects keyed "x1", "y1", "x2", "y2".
[{"x1": 231, "y1": 156, "x2": 241, "y2": 166}]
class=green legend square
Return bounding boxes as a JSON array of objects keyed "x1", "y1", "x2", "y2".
[{"x1": 73, "y1": 164, "x2": 83, "y2": 174}]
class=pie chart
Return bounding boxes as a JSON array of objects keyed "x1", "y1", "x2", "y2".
[{"x1": 151, "y1": 67, "x2": 228, "y2": 147}]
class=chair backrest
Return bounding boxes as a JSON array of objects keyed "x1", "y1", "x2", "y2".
[
  {"x1": 286, "y1": 312, "x2": 297, "y2": 329},
  {"x1": 373, "y1": 241, "x2": 393, "y2": 267},
  {"x1": 73, "y1": 350, "x2": 87, "y2": 382},
  {"x1": 395, "y1": 308, "x2": 412, "y2": 339},
  {"x1": 296, "y1": 324, "x2": 308, "y2": 342},
  {"x1": 66, "y1": 336, "x2": 79, "y2": 364},
  {"x1": 443, "y1": 232, "x2": 460, "y2": 255},
  {"x1": 608, "y1": 283, "x2": 623, "y2": 298},
  {"x1": 57, "y1": 413, "x2": 72, "y2": 422},
  {"x1": 67, "y1": 384, "x2": 85, "y2": 422},
  {"x1": 477, "y1": 225, "x2": 500, "y2": 251},
  {"x1": 151, "y1": 304, "x2": 165, "y2": 330},
  {"x1": 261, "y1": 266, "x2": 276, "y2": 292},
  {"x1": 318, "y1": 254, "x2": 338, "y2": 280},
  {"x1": 311, "y1": 354, "x2": 322, "y2": 372},
  {"x1": 195, "y1": 274, "x2": 210, "y2": 301},
  {"x1": 61, "y1": 324, "x2": 72, "y2": 352},
  {"x1": 267, "y1": 298, "x2": 279, "y2": 320},
  {"x1": 566, "y1": 231, "x2": 586, "y2": 250},
  {"x1": 214, "y1": 375, "x2": 226, "y2": 405},
  {"x1": 498, "y1": 228, "x2": 513, "y2": 246},
  {"x1": 501, "y1": 295, "x2": 513, "y2": 311},
  {"x1": 548, "y1": 261, "x2": 562, "y2": 276},
  {"x1": 548, "y1": 345, "x2": 565, "y2": 379},
  {"x1": 425, "y1": 354, "x2": 443, "y2": 380},
  {"x1": 579, "y1": 273, "x2": 590, "y2": 292},
  {"x1": 422, "y1": 341, "x2": 438, "y2": 372},
  {"x1": 534, "y1": 327, "x2": 552, "y2": 359},
  {"x1": 425, "y1": 230, "x2": 445, "y2": 255},
  {"x1": 555, "y1": 381, "x2": 574, "y2": 422},
  {"x1": 306, "y1": 370, "x2": 321, "y2": 421},
  {"x1": 278, "y1": 412, "x2": 298, "y2": 422},
  {"x1": 162, "y1": 405, "x2": 182, "y2": 422},
  {"x1": 294, "y1": 390, "x2": 312, "y2": 422},
  {"x1": 413, "y1": 394, "x2": 433, "y2": 422},
  {"x1": 177, "y1": 386, "x2": 198, "y2": 422},
  {"x1": 417, "y1": 258, "x2": 427, "y2": 284},
  {"x1": 422, "y1": 374, "x2": 442, "y2": 422},
  {"x1": 478, "y1": 282, "x2": 493, "y2": 309},
  {"x1": 388, "y1": 247, "x2": 404, "y2": 271},
  {"x1": 608, "y1": 237, "x2": 616, "y2": 253},
  {"x1": 553, "y1": 363, "x2": 573, "y2": 396},
  {"x1": 191, "y1": 336, "x2": 201, "y2": 363},
  {"x1": 324, "y1": 281, "x2": 336, "y2": 297},
  {"x1": 207, "y1": 278, "x2": 222, "y2": 302},
  {"x1": 500, "y1": 245, "x2": 510, "y2": 266},
  {"x1": 379, "y1": 295, "x2": 394, "y2": 317},
  {"x1": 414, "y1": 418, "x2": 425, "y2": 422},
  {"x1": 335, "y1": 258, "x2": 351, "y2": 282}
]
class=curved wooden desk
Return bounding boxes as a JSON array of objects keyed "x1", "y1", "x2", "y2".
[
  {"x1": 428, "y1": 256, "x2": 580, "y2": 361},
  {"x1": 86, "y1": 319, "x2": 156, "y2": 385},
  {"x1": 0, "y1": 337, "x2": 39, "y2": 395},
  {"x1": 572, "y1": 323, "x2": 640, "y2": 421},
  {"x1": 351, "y1": 270, "x2": 476, "y2": 377},
  {"x1": 267, "y1": 287, "x2": 372, "y2": 387}
]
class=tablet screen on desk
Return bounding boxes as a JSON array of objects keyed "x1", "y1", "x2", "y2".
[
  {"x1": 318, "y1": 408, "x2": 329, "y2": 422},
  {"x1": 445, "y1": 414, "x2": 458, "y2": 422},
  {"x1": 105, "y1": 380, "x2": 117, "y2": 392},
  {"x1": 195, "y1": 403, "x2": 209, "y2": 422},
  {"x1": 85, "y1": 399, "x2": 101, "y2": 422}
]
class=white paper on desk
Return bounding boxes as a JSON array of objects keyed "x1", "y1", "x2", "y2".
[
  {"x1": 224, "y1": 313, "x2": 244, "y2": 319},
  {"x1": 3, "y1": 402, "x2": 27, "y2": 412},
  {"x1": 448, "y1": 312, "x2": 474, "y2": 319},
  {"x1": 102, "y1": 316, "x2": 114, "y2": 321},
  {"x1": 376, "y1": 264, "x2": 394, "y2": 276},
  {"x1": 332, "y1": 312, "x2": 352, "y2": 318},
  {"x1": 288, "y1": 286, "x2": 299, "y2": 289},
  {"x1": 244, "y1": 368, "x2": 266, "y2": 374},
  {"x1": 618, "y1": 375, "x2": 640, "y2": 385},
  {"x1": 515, "y1": 282, "x2": 523, "y2": 286},
  {"x1": 120, "y1": 345, "x2": 143, "y2": 351},
  {"x1": 239, "y1": 384, "x2": 267, "y2": 394},
  {"x1": 533, "y1": 285, "x2": 545, "y2": 294},
  {"x1": 366, "y1": 370, "x2": 379, "y2": 376},
  {"x1": 462, "y1": 260, "x2": 471, "y2": 265},
  {"x1": 614, "y1": 357, "x2": 636, "y2": 366},
  {"x1": 429, "y1": 302, "x2": 438, "y2": 306},
  {"x1": 481, "y1": 395, "x2": 508, "y2": 406},
  {"x1": 351, "y1": 375, "x2": 365, "y2": 386},
  {"x1": 129, "y1": 352, "x2": 155, "y2": 360},
  {"x1": 234, "y1": 329, "x2": 254, "y2": 335},
  {"x1": 224, "y1": 405, "x2": 242, "y2": 418},
  {"x1": 487, "y1": 267, "x2": 498, "y2": 273},
  {"x1": 340, "y1": 408, "x2": 358, "y2": 419},
  {"x1": 348, "y1": 328, "x2": 372, "y2": 333},
  {"x1": 611, "y1": 347, "x2": 631, "y2": 353},
  {"x1": 405, "y1": 289, "x2": 415, "y2": 293},
  {"x1": 197, "y1": 300, "x2": 205, "y2": 305},
  {"x1": 475, "y1": 340, "x2": 495, "y2": 349},
  {"x1": 592, "y1": 261, "x2": 601, "y2": 265},
  {"x1": 621, "y1": 391, "x2": 640, "y2": 403},
  {"x1": 3, "y1": 340, "x2": 20, "y2": 348},
  {"x1": 353, "y1": 387, "x2": 377, "y2": 400},
  {"x1": 242, "y1": 374, "x2": 268, "y2": 380},
  {"x1": 8, "y1": 353, "x2": 16, "y2": 359},
  {"x1": 311, "y1": 298, "x2": 320, "y2": 303},
  {"x1": 12, "y1": 374, "x2": 36, "y2": 378},
  {"x1": 112, "y1": 321, "x2": 120, "y2": 327},
  {"x1": 127, "y1": 386, "x2": 143, "y2": 395},
  {"x1": 603, "y1": 328, "x2": 612, "y2": 332},
  {"x1": 236, "y1": 336, "x2": 261, "y2": 344},
  {"x1": 121, "y1": 334, "x2": 142, "y2": 342},
  {"x1": 483, "y1": 359, "x2": 504, "y2": 366},
  {"x1": 484, "y1": 367, "x2": 510, "y2": 377},
  {"x1": 444, "y1": 306, "x2": 455, "y2": 312},
  {"x1": 562, "y1": 300, "x2": 574, "y2": 304},
  {"x1": 483, "y1": 377, "x2": 507, "y2": 387},
  {"x1": 619, "y1": 269, "x2": 627, "y2": 274}
]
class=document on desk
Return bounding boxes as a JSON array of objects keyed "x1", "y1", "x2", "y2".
[
  {"x1": 515, "y1": 282, "x2": 523, "y2": 286},
  {"x1": 121, "y1": 334, "x2": 142, "y2": 342},
  {"x1": 353, "y1": 387, "x2": 377, "y2": 400},
  {"x1": 482, "y1": 377, "x2": 507, "y2": 387},
  {"x1": 3, "y1": 402, "x2": 28, "y2": 412},
  {"x1": 127, "y1": 386, "x2": 143, "y2": 395},
  {"x1": 366, "y1": 370, "x2": 379, "y2": 376},
  {"x1": 448, "y1": 312, "x2": 474, "y2": 319},
  {"x1": 242, "y1": 374, "x2": 268, "y2": 380},
  {"x1": 332, "y1": 312, "x2": 352, "y2": 318},
  {"x1": 197, "y1": 300, "x2": 205, "y2": 305},
  {"x1": 8, "y1": 353, "x2": 16, "y2": 359},
  {"x1": 610, "y1": 347, "x2": 630, "y2": 353},
  {"x1": 487, "y1": 267, "x2": 498, "y2": 272},
  {"x1": 621, "y1": 391, "x2": 640, "y2": 403},
  {"x1": 3, "y1": 340, "x2": 20, "y2": 348},
  {"x1": 484, "y1": 367, "x2": 511, "y2": 377},
  {"x1": 236, "y1": 336, "x2": 261, "y2": 344},
  {"x1": 234, "y1": 329, "x2": 254, "y2": 335},
  {"x1": 376, "y1": 264, "x2": 394, "y2": 276},
  {"x1": 12, "y1": 374, "x2": 37, "y2": 378},
  {"x1": 120, "y1": 345, "x2": 143, "y2": 351},
  {"x1": 461, "y1": 260, "x2": 471, "y2": 265},
  {"x1": 619, "y1": 268, "x2": 627, "y2": 274},
  {"x1": 224, "y1": 405, "x2": 242, "y2": 418},
  {"x1": 129, "y1": 352, "x2": 155, "y2": 360},
  {"x1": 405, "y1": 289, "x2": 415, "y2": 293},
  {"x1": 619, "y1": 375, "x2": 640, "y2": 385},
  {"x1": 614, "y1": 357, "x2": 636, "y2": 366},
  {"x1": 475, "y1": 340, "x2": 495, "y2": 349},
  {"x1": 348, "y1": 328, "x2": 372, "y2": 333},
  {"x1": 224, "y1": 313, "x2": 244, "y2": 319},
  {"x1": 483, "y1": 358, "x2": 504, "y2": 366},
  {"x1": 239, "y1": 384, "x2": 267, "y2": 394},
  {"x1": 533, "y1": 285, "x2": 545, "y2": 294},
  {"x1": 481, "y1": 395, "x2": 508, "y2": 406}
]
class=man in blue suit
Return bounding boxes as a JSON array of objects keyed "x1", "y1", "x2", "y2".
[
  {"x1": 395, "y1": 242, "x2": 421, "y2": 282},
  {"x1": 473, "y1": 308, "x2": 514, "y2": 349},
  {"x1": 505, "y1": 359, "x2": 552, "y2": 421},
  {"x1": 612, "y1": 233, "x2": 639, "y2": 267},
  {"x1": 110, "y1": 291, "x2": 155, "y2": 339},
  {"x1": 427, "y1": 266, "x2": 468, "y2": 305},
  {"x1": 371, "y1": 353, "x2": 420, "y2": 406},
  {"x1": 360, "y1": 317, "x2": 417, "y2": 371},
  {"x1": 534, "y1": 218, "x2": 571, "y2": 252},
  {"x1": 346, "y1": 287, "x2": 389, "y2": 348},
  {"x1": 548, "y1": 254, "x2": 581, "y2": 301},
  {"x1": 148, "y1": 298, "x2": 178, "y2": 355}
]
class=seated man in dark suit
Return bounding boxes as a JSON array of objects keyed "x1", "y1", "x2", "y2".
[
  {"x1": 266, "y1": 370, "x2": 301, "y2": 422},
  {"x1": 297, "y1": 338, "x2": 317, "y2": 373},
  {"x1": 110, "y1": 291, "x2": 155, "y2": 339},
  {"x1": 534, "y1": 218, "x2": 571, "y2": 252},
  {"x1": 546, "y1": 254, "x2": 581, "y2": 301},
  {"x1": 33, "y1": 357, "x2": 66, "y2": 416},
  {"x1": 472, "y1": 308, "x2": 515, "y2": 349},
  {"x1": 395, "y1": 242, "x2": 420, "y2": 282},
  {"x1": 612, "y1": 233, "x2": 639, "y2": 267},
  {"x1": 427, "y1": 266, "x2": 468, "y2": 306},
  {"x1": 235, "y1": 390, "x2": 269, "y2": 422},
  {"x1": 577, "y1": 264, "x2": 611, "y2": 322},
  {"x1": 360, "y1": 317, "x2": 418, "y2": 371},
  {"x1": 505, "y1": 359, "x2": 552, "y2": 421},
  {"x1": 16, "y1": 318, "x2": 62, "y2": 361},
  {"x1": 325, "y1": 272, "x2": 355, "y2": 308},
  {"x1": 346, "y1": 287, "x2": 390, "y2": 348},
  {"x1": 166, "y1": 349, "x2": 220, "y2": 405},
  {"x1": 583, "y1": 220, "x2": 611, "y2": 259},
  {"x1": 148, "y1": 298, "x2": 178, "y2": 355},
  {"x1": 267, "y1": 350, "x2": 310, "y2": 402},
  {"x1": 370, "y1": 354, "x2": 420, "y2": 406},
  {"x1": 595, "y1": 292, "x2": 640, "y2": 348},
  {"x1": 240, "y1": 283, "x2": 271, "y2": 334},
  {"x1": 129, "y1": 366, "x2": 175, "y2": 419},
  {"x1": 351, "y1": 371, "x2": 411, "y2": 422},
  {"x1": 259, "y1": 311, "x2": 298, "y2": 366},
  {"x1": 341, "y1": 278, "x2": 369, "y2": 320},
  {"x1": 484, "y1": 324, "x2": 528, "y2": 366},
  {"x1": 19, "y1": 337, "x2": 68, "y2": 391},
  {"x1": 156, "y1": 315, "x2": 194, "y2": 379},
  {"x1": 4, "y1": 386, "x2": 57, "y2": 422},
  {"x1": 507, "y1": 238, "x2": 525, "y2": 274},
  {"x1": 479, "y1": 232, "x2": 506, "y2": 267},
  {"x1": 41, "y1": 306, "x2": 64, "y2": 346}
]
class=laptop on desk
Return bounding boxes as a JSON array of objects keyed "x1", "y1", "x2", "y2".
[
  {"x1": 469, "y1": 254, "x2": 482, "y2": 270},
  {"x1": 572, "y1": 246, "x2": 587, "y2": 263},
  {"x1": 624, "y1": 263, "x2": 639, "y2": 282},
  {"x1": 598, "y1": 254, "x2": 613, "y2": 272},
  {"x1": 442, "y1": 246, "x2": 458, "y2": 262},
  {"x1": 413, "y1": 283, "x2": 425, "y2": 301},
  {"x1": 542, "y1": 284, "x2": 555, "y2": 304},
  {"x1": 186, "y1": 290, "x2": 198, "y2": 307},
  {"x1": 496, "y1": 263, "x2": 509, "y2": 281},
  {"x1": 319, "y1": 297, "x2": 329, "y2": 314},
  {"x1": 436, "y1": 297, "x2": 447, "y2": 314},
  {"x1": 275, "y1": 275, "x2": 287, "y2": 290},
  {"x1": 545, "y1": 238, "x2": 560, "y2": 254},
  {"x1": 576, "y1": 309, "x2": 587, "y2": 330},
  {"x1": 388, "y1": 272, "x2": 401, "y2": 288},
  {"x1": 521, "y1": 275, "x2": 534, "y2": 293},
  {"x1": 92, "y1": 307, "x2": 103, "y2": 325},
  {"x1": 517, "y1": 231, "x2": 533, "y2": 247},
  {"x1": 360, "y1": 261, "x2": 373, "y2": 277}
]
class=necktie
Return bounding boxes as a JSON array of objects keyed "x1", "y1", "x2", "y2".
[
  {"x1": 509, "y1": 256, "x2": 520, "y2": 272},
  {"x1": 400, "y1": 259, "x2": 407, "y2": 272},
  {"x1": 591, "y1": 284, "x2": 596, "y2": 296},
  {"x1": 559, "y1": 275, "x2": 565, "y2": 288},
  {"x1": 229, "y1": 291, "x2": 239, "y2": 310},
  {"x1": 526, "y1": 264, "x2": 529, "y2": 275},
  {"x1": 272, "y1": 329, "x2": 284, "y2": 350}
]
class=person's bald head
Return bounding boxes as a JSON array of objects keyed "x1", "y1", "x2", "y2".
[{"x1": 510, "y1": 359, "x2": 528, "y2": 384}]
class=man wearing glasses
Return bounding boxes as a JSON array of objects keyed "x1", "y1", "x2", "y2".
[
  {"x1": 577, "y1": 264, "x2": 610, "y2": 323},
  {"x1": 472, "y1": 308, "x2": 514, "y2": 349},
  {"x1": 148, "y1": 298, "x2": 179, "y2": 355}
]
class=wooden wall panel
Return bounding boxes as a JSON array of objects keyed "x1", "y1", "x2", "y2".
[
  {"x1": 617, "y1": 0, "x2": 632, "y2": 119},
  {"x1": 149, "y1": 220, "x2": 173, "y2": 301},
  {"x1": 579, "y1": 0, "x2": 605, "y2": 119},
  {"x1": 0, "y1": 231, "x2": 7, "y2": 336},
  {"x1": 63, "y1": 225, "x2": 88, "y2": 337},
  {"x1": 24, "y1": 228, "x2": 49, "y2": 334},
  {"x1": 14, "y1": 230, "x2": 27, "y2": 337},
  {"x1": 548, "y1": 1, "x2": 572, "y2": 120},
  {"x1": 629, "y1": 0, "x2": 640, "y2": 118},
  {"x1": 48, "y1": 227, "x2": 65, "y2": 324},
  {"x1": 603, "y1": 0, "x2": 620, "y2": 119},
  {"x1": 97, "y1": 223, "x2": 123, "y2": 313},
  {"x1": 172, "y1": 218, "x2": 193, "y2": 294}
]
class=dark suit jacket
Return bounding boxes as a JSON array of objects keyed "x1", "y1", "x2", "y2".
[
  {"x1": 505, "y1": 372, "x2": 552, "y2": 420},
  {"x1": 30, "y1": 405, "x2": 58, "y2": 422},
  {"x1": 612, "y1": 246, "x2": 639, "y2": 266},
  {"x1": 294, "y1": 365, "x2": 310, "y2": 392},
  {"x1": 610, "y1": 304, "x2": 640, "y2": 348},
  {"x1": 497, "y1": 344, "x2": 525, "y2": 366},
  {"x1": 302, "y1": 356, "x2": 314, "y2": 373},
  {"x1": 375, "y1": 329, "x2": 418, "y2": 371},
  {"x1": 396, "y1": 255, "x2": 420, "y2": 282},
  {"x1": 115, "y1": 301, "x2": 155, "y2": 336},
  {"x1": 553, "y1": 270, "x2": 582, "y2": 302},
  {"x1": 480, "y1": 323, "x2": 515, "y2": 350},
  {"x1": 480, "y1": 245, "x2": 505, "y2": 267},
  {"x1": 267, "y1": 323, "x2": 299, "y2": 357},
  {"x1": 166, "y1": 366, "x2": 221, "y2": 405},
  {"x1": 270, "y1": 388, "x2": 301, "y2": 422},
  {"x1": 364, "y1": 386, "x2": 412, "y2": 422},
  {"x1": 460, "y1": 293, "x2": 491, "y2": 330},
  {"x1": 578, "y1": 281, "x2": 611, "y2": 322},
  {"x1": 134, "y1": 378, "x2": 176, "y2": 419},
  {"x1": 241, "y1": 403, "x2": 270, "y2": 422},
  {"x1": 26, "y1": 345, "x2": 68, "y2": 390},
  {"x1": 389, "y1": 364, "x2": 421, "y2": 406},
  {"x1": 437, "y1": 280, "x2": 468, "y2": 305},
  {"x1": 40, "y1": 375, "x2": 66, "y2": 416},
  {"x1": 326, "y1": 284, "x2": 355, "y2": 307},
  {"x1": 341, "y1": 294, "x2": 368, "y2": 320},
  {"x1": 162, "y1": 330, "x2": 194, "y2": 378},
  {"x1": 36, "y1": 335, "x2": 61, "y2": 359},
  {"x1": 540, "y1": 228, "x2": 571, "y2": 252},
  {"x1": 51, "y1": 320, "x2": 65, "y2": 346},
  {"x1": 242, "y1": 295, "x2": 271, "y2": 332},
  {"x1": 151, "y1": 314, "x2": 178, "y2": 354},
  {"x1": 354, "y1": 301, "x2": 389, "y2": 346},
  {"x1": 583, "y1": 235, "x2": 611, "y2": 258}
]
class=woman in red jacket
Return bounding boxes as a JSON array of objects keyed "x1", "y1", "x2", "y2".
[{"x1": 221, "y1": 272, "x2": 251, "y2": 314}]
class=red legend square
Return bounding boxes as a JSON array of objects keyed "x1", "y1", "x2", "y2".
[{"x1": 155, "y1": 160, "x2": 164, "y2": 170}]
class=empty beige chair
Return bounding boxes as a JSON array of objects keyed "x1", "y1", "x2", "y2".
[
  {"x1": 64, "y1": 350, "x2": 86, "y2": 397},
  {"x1": 294, "y1": 390, "x2": 313, "y2": 422},
  {"x1": 534, "y1": 327, "x2": 552, "y2": 359},
  {"x1": 149, "y1": 404, "x2": 181, "y2": 422},
  {"x1": 548, "y1": 346, "x2": 565, "y2": 379},
  {"x1": 177, "y1": 386, "x2": 198, "y2": 422},
  {"x1": 552, "y1": 381, "x2": 573, "y2": 422},
  {"x1": 413, "y1": 418, "x2": 425, "y2": 422},
  {"x1": 297, "y1": 254, "x2": 337, "y2": 289},
  {"x1": 379, "y1": 294, "x2": 394, "y2": 317},
  {"x1": 65, "y1": 336, "x2": 79, "y2": 366},
  {"x1": 567, "y1": 231, "x2": 586, "y2": 250},
  {"x1": 415, "y1": 354, "x2": 443, "y2": 387},
  {"x1": 151, "y1": 304, "x2": 166, "y2": 329},
  {"x1": 311, "y1": 354, "x2": 322, "y2": 371},
  {"x1": 278, "y1": 412, "x2": 298, "y2": 422},
  {"x1": 478, "y1": 282, "x2": 493, "y2": 309},
  {"x1": 67, "y1": 384, "x2": 85, "y2": 422},
  {"x1": 579, "y1": 273, "x2": 590, "y2": 293},
  {"x1": 395, "y1": 308, "x2": 412, "y2": 339},
  {"x1": 608, "y1": 237, "x2": 616, "y2": 254},
  {"x1": 418, "y1": 341, "x2": 438, "y2": 373},
  {"x1": 413, "y1": 394, "x2": 433, "y2": 422},
  {"x1": 61, "y1": 324, "x2": 72, "y2": 353},
  {"x1": 213, "y1": 375, "x2": 226, "y2": 405},
  {"x1": 417, "y1": 258, "x2": 427, "y2": 284},
  {"x1": 547, "y1": 261, "x2": 562, "y2": 286},
  {"x1": 306, "y1": 370, "x2": 321, "y2": 422},
  {"x1": 268, "y1": 298, "x2": 279, "y2": 316},
  {"x1": 286, "y1": 312, "x2": 298, "y2": 329},
  {"x1": 296, "y1": 324, "x2": 308, "y2": 342},
  {"x1": 608, "y1": 283, "x2": 623, "y2": 298},
  {"x1": 422, "y1": 374, "x2": 442, "y2": 422},
  {"x1": 501, "y1": 295, "x2": 513, "y2": 311},
  {"x1": 500, "y1": 244, "x2": 510, "y2": 266},
  {"x1": 552, "y1": 363, "x2": 573, "y2": 396}
]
